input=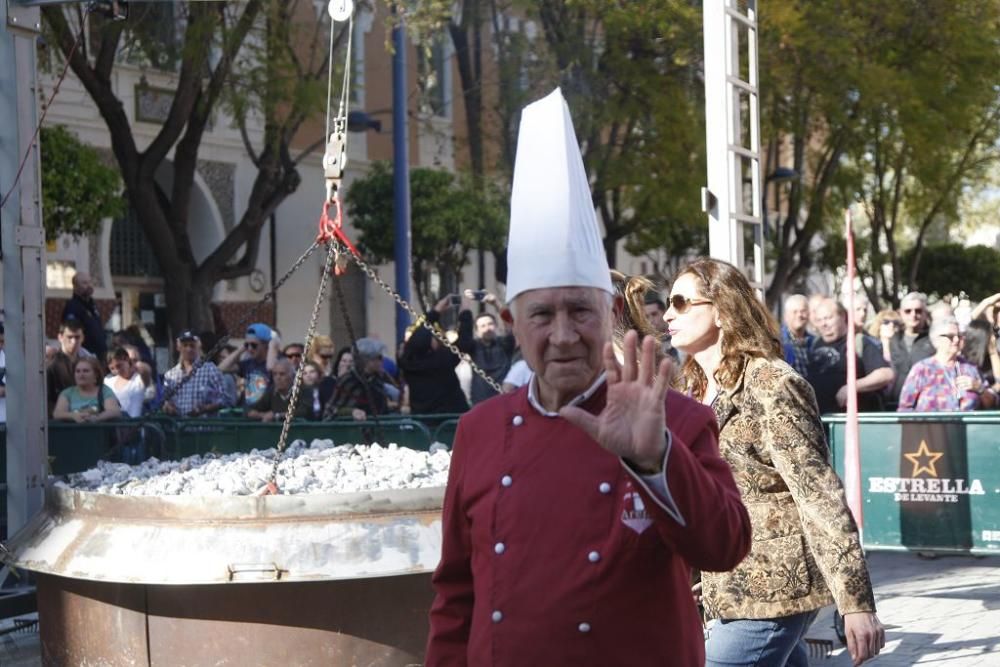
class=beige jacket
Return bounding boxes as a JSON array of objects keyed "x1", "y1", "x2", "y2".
[{"x1": 701, "y1": 356, "x2": 876, "y2": 619}]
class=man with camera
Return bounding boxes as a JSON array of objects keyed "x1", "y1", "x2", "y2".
[{"x1": 457, "y1": 288, "x2": 516, "y2": 405}]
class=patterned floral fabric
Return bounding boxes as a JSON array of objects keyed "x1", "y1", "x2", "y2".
[
  {"x1": 701, "y1": 356, "x2": 876, "y2": 620},
  {"x1": 897, "y1": 356, "x2": 987, "y2": 412}
]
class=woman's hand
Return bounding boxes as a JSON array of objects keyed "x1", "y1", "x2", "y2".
[
  {"x1": 955, "y1": 375, "x2": 981, "y2": 394},
  {"x1": 351, "y1": 408, "x2": 366, "y2": 421},
  {"x1": 843, "y1": 611, "x2": 886, "y2": 665}
]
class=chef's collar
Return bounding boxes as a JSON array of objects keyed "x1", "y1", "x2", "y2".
[{"x1": 527, "y1": 372, "x2": 607, "y2": 418}]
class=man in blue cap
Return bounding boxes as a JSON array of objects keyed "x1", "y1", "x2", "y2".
[{"x1": 219, "y1": 323, "x2": 277, "y2": 406}]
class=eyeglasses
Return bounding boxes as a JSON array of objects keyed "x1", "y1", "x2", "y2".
[
  {"x1": 669, "y1": 294, "x2": 713, "y2": 314},
  {"x1": 245, "y1": 342, "x2": 259, "y2": 350},
  {"x1": 902, "y1": 308, "x2": 925, "y2": 315},
  {"x1": 938, "y1": 333, "x2": 963, "y2": 342},
  {"x1": 319, "y1": 353, "x2": 334, "y2": 360}
]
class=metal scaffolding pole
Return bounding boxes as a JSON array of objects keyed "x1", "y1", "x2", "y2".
[{"x1": 1, "y1": 0, "x2": 48, "y2": 535}]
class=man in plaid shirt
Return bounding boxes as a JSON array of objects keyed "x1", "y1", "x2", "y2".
[
  {"x1": 322, "y1": 337, "x2": 389, "y2": 420},
  {"x1": 163, "y1": 331, "x2": 230, "y2": 417},
  {"x1": 781, "y1": 293, "x2": 815, "y2": 377}
]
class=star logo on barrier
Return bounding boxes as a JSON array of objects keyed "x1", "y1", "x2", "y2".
[{"x1": 904, "y1": 440, "x2": 944, "y2": 478}]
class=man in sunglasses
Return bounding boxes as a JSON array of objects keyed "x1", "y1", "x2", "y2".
[
  {"x1": 219, "y1": 322, "x2": 277, "y2": 407},
  {"x1": 282, "y1": 343, "x2": 305, "y2": 370},
  {"x1": 162, "y1": 331, "x2": 229, "y2": 417},
  {"x1": 885, "y1": 291, "x2": 935, "y2": 410}
]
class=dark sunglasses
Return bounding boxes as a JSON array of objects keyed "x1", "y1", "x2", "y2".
[
  {"x1": 245, "y1": 342, "x2": 260, "y2": 349},
  {"x1": 286, "y1": 352, "x2": 303, "y2": 359},
  {"x1": 902, "y1": 308, "x2": 925, "y2": 315},
  {"x1": 669, "y1": 294, "x2": 713, "y2": 314},
  {"x1": 319, "y1": 353, "x2": 334, "y2": 359}
]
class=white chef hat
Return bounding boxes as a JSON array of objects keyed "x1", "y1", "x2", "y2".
[{"x1": 505, "y1": 88, "x2": 612, "y2": 303}]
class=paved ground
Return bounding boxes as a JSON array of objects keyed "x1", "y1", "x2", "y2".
[
  {"x1": 804, "y1": 551, "x2": 1000, "y2": 666},
  {"x1": 1, "y1": 551, "x2": 998, "y2": 665}
]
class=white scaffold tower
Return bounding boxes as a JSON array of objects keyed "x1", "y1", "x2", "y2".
[{"x1": 703, "y1": 0, "x2": 764, "y2": 294}]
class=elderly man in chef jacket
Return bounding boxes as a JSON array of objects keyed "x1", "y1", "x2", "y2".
[{"x1": 425, "y1": 89, "x2": 752, "y2": 667}]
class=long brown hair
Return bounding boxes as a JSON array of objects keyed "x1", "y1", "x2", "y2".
[
  {"x1": 673, "y1": 258, "x2": 782, "y2": 400},
  {"x1": 610, "y1": 270, "x2": 665, "y2": 365}
]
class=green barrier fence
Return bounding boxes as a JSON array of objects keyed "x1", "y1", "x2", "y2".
[
  {"x1": 0, "y1": 414, "x2": 465, "y2": 538},
  {"x1": 7, "y1": 412, "x2": 998, "y2": 555},
  {"x1": 823, "y1": 411, "x2": 1000, "y2": 556}
]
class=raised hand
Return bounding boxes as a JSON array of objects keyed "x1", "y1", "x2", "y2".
[{"x1": 559, "y1": 330, "x2": 672, "y2": 472}]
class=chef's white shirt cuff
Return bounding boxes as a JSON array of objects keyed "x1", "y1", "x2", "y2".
[{"x1": 622, "y1": 430, "x2": 686, "y2": 527}]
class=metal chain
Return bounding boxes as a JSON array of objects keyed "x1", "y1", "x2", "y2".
[
  {"x1": 344, "y1": 247, "x2": 505, "y2": 395},
  {"x1": 156, "y1": 240, "x2": 322, "y2": 413},
  {"x1": 330, "y1": 264, "x2": 386, "y2": 445},
  {"x1": 266, "y1": 240, "x2": 339, "y2": 486}
]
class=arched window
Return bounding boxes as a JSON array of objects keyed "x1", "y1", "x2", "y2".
[{"x1": 110, "y1": 207, "x2": 162, "y2": 278}]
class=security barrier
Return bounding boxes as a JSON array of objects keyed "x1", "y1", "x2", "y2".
[
  {"x1": 0, "y1": 414, "x2": 462, "y2": 539},
  {"x1": 823, "y1": 411, "x2": 1000, "y2": 555},
  {"x1": 9, "y1": 413, "x2": 998, "y2": 554}
]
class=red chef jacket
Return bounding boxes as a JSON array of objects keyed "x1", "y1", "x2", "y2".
[{"x1": 426, "y1": 377, "x2": 751, "y2": 666}]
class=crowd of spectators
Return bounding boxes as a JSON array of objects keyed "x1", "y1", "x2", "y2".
[
  {"x1": 780, "y1": 290, "x2": 1000, "y2": 414},
  {"x1": 35, "y1": 271, "x2": 1000, "y2": 428},
  {"x1": 39, "y1": 284, "x2": 529, "y2": 427}
]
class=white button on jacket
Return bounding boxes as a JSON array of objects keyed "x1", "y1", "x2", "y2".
[{"x1": 512, "y1": 415, "x2": 524, "y2": 426}]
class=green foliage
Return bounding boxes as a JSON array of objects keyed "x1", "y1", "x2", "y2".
[
  {"x1": 346, "y1": 162, "x2": 508, "y2": 306},
  {"x1": 40, "y1": 126, "x2": 125, "y2": 241},
  {"x1": 531, "y1": 0, "x2": 708, "y2": 274},
  {"x1": 760, "y1": 0, "x2": 1000, "y2": 307},
  {"x1": 902, "y1": 244, "x2": 1000, "y2": 302}
]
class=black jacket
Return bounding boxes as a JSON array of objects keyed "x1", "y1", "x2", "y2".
[
  {"x1": 456, "y1": 309, "x2": 515, "y2": 405},
  {"x1": 399, "y1": 311, "x2": 470, "y2": 415},
  {"x1": 62, "y1": 294, "x2": 107, "y2": 360}
]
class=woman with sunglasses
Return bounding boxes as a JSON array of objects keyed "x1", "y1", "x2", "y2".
[
  {"x1": 897, "y1": 317, "x2": 996, "y2": 411},
  {"x1": 664, "y1": 258, "x2": 883, "y2": 667},
  {"x1": 866, "y1": 309, "x2": 902, "y2": 364}
]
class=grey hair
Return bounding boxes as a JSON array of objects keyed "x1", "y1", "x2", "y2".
[
  {"x1": 353, "y1": 337, "x2": 384, "y2": 362},
  {"x1": 929, "y1": 317, "x2": 959, "y2": 338},
  {"x1": 901, "y1": 291, "x2": 928, "y2": 307},
  {"x1": 784, "y1": 294, "x2": 808, "y2": 309}
]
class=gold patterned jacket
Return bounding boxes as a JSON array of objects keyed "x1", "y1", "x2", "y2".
[{"x1": 701, "y1": 356, "x2": 876, "y2": 620}]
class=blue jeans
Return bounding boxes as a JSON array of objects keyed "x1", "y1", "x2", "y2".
[{"x1": 705, "y1": 609, "x2": 820, "y2": 667}]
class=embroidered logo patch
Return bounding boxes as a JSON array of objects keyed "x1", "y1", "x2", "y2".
[{"x1": 621, "y1": 489, "x2": 653, "y2": 534}]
